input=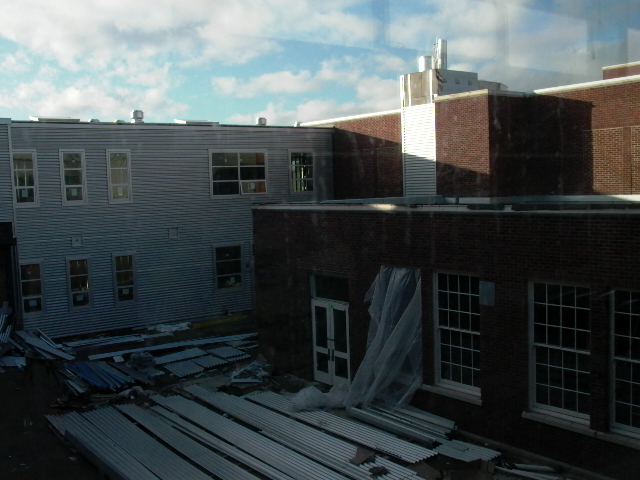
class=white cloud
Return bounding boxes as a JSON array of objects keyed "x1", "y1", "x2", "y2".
[
  {"x1": 213, "y1": 70, "x2": 319, "y2": 98},
  {"x1": 0, "y1": 51, "x2": 32, "y2": 72}
]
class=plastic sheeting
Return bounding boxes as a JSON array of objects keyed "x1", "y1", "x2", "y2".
[{"x1": 345, "y1": 266, "x2": 422, "y2": 409}]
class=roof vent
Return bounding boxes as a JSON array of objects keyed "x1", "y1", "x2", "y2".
[
  {"x1": 130, "y1": 110, "x2": 144, "y2": 123},
  {"x1": 294, "y1": 121, "x2": 301, "y2": 127},
  {"x1": 256, "y1": 117, "x2": 267, "y2": 126},
  {"x1": 88, "y1": 119, "x2": 100, "y2": 123}
]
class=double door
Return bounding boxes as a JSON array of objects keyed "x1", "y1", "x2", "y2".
[{"x1": 312, "y1": 299, "x2": 350, "y2": 387}]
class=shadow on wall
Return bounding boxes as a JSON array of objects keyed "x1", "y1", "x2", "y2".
[{"x1": 333, "y1": 129, "x2": 403, "y2": 200}]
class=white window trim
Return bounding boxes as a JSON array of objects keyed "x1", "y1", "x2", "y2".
[
  {"x1": 528, "y1": 281, "x2": 591, "y2": 423},
  {"x1": 59, "y1": 149, "x2": 88, "y2": 205},
  {"x1": 106, "y1": 149, "x2": 133, "y2": 204},
  {"x1": 66, "y1": 255, "x2": 92, "y2": 310},
  {"x1": 209, "y1": 149, "x2": 268, "y2": 197},
  {"x1": 19, "y1": 259, "x2": 44, "y2": 316},
  {"x1": 112, "y1": 252, "x2": 137, "y2": 305},
  {"x1": 610, "y1": 289, "x2": 640, "y2": 438},
  {"x1": 213, "y1": 243, "x2": 245, "y2": 292},
  {"x1": 433, "y1": 271, "x2": 482, "y2": 397},
  {"x1": 11, "y1": 149, "x2": 39, "y2": 207},
  {"x1": 289, "y1": 149, "x2": 315, "y2": 194}
]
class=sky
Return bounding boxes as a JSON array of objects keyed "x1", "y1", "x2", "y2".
[{"x1": 0, "y1": 0, "x2": 638, "y2": 125}]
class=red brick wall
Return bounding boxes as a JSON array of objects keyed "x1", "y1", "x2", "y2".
[
  {"x1": 436, "y1": 81, "x2": 640, "y2": 196},
  {"x1": 329, "y1": 114, "x2": 403, "y2": 199},
  {"x1": 435, "y1": 94, "x2": 492, "y2": 196},
  {"x1": 603, "y1": 64, "x2": 640, "y2": 80},
  {"x1": 254, "y1": 206, "x2": 640, "y2": 480}
]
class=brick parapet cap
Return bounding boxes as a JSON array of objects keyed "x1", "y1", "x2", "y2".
[
  {"x1": 535, "y1": 73, "x2": 640, "y2": 95},
  {"x1": 433, "y1": 89, "x2": 527, "y2": 102},
  {"x1": 299, "y1": 109, "x2": 401, "y2": 127},
  {"x1": 602, "y1": 61, "x2": 640, "y2": 70}
]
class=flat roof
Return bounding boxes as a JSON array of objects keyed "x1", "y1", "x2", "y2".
[{"x1": 299, "y1": 109, "x2": 401, "y2": 127}]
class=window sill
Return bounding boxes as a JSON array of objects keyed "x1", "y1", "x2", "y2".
[
  {"x1": 420, "y1": 384, "x2": 482, "y2": 406},
  {"x1": 522, "y1": 411, "x2": 640, "y2": 450}
]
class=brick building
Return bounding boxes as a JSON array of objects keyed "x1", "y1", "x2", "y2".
[
  {"x1": 253, "y1": 63, "x2": 640, "y2": 478},
  {"x1": 253, "y1": 199, "x2": 640, "y2": 479}
]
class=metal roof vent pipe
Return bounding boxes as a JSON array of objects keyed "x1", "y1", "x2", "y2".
[
  {"x1": 256, "y1": 117, "x2": 267, "y2": 126},
  {"x1": 130, "y1": 110, "x2": 144, "y2": 123},
  {"x1": 418, "y1": 55, "x2": 432, "y2": 72}
]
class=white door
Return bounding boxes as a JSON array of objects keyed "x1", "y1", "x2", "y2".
[{"x1": 312, "y1": 299, "x2": 350, "y2": 387}]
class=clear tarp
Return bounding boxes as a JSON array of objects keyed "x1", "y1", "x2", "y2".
[{"x1": 344, "y1": 265, "x2": 423, "y2": 409}]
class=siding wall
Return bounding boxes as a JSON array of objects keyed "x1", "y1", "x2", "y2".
[
  {"x1": 9, "y1": 122, "x2": 332, "y2": 337},
  {"x1": 402, "y1": 104, "x2": 436, "y2": 195},
  {"x1": 0, "y1": 120, "x2": 14, "y2": 223}
]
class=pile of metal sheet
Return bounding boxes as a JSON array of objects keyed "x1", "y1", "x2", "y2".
[{"x1": 61, "y1": 361, "x2": 135, "y2": 394}]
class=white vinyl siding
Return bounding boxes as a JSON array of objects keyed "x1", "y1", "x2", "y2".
[
  {"x1": 11, "y1": 150, "x2": 38, "y2": 206},
  {"x1": 402, "y1": 103, "x2": 436, "y2": 195},
  {"x1": 531, "y1": 283, "x2": 590, "y2": 421},
  {"x1": 107, "y1": 150, "x2": 132, "y2": 203},
  {"x1": 60, "y1": 150, "x2": 87, "y2": 204}
]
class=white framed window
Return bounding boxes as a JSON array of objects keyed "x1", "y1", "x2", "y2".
[
  {"x1": 214, "y1": 244, "x2": 243, "y2": 290},
  {"x1": 113, "y1": 253, "x2": 136, "y2": 304},
  {"x1": 67, "y1": 256, "x2": 91, "y2": 309},
  {"x1": 290, "y1": 151, "x2": 314, "y2": 192},
  {"x1": 611, "y1": 290, "x2": 640, "y2": 436},
  {"x1": 209, "y1": 150, "x2": 267, "y2": 196},
  {"x1": 11, "y1": 150, "x2": 38, "y2": 206},
  {"x1": 20, "y1": 261, "x2": 43, "y2": 315},
  {"x1": 434, "y1": 272, "x2": 481, "y2": 394},
  {"x1": 60, "y1": 150, "x2": 87, "y2": 204},
  {"x1": 531, "y1": 282, "x2": 590, "y2": 422},
  {"x1": 107, "y1": 150, "x2": 132, "y2": 203}
]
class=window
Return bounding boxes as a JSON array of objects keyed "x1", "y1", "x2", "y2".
[
  {"x1": 67, "y1": 257, "x2": 90, "y2": 308},
  {"x1": 107, "y1": 150, "x2": 132, "y2": 202},
  {"x1": 210, "y1": 150, "x2": 266, "y2": 196},
  {"x1": 11, "y1": 150, "x2": 38, "y2": 205},
  {"x1": 60, "y1": 150, "x2": 87, "y2": 204},
  {"x1": 612, "y1": 290, "x2": 640, "y2": 435},
  {"x1": 20, "y1": 262, "x2": 43, "y2": 314},
  {"x1": 435, "y1": 273, "x2": 481, "y2": 393},
  {"x1": 290, "y1": 151, "x2": 314, "y2": 192},
  {"x1": 531, "y1": 283, "x2": 590, "y2": 420},
  {"x1": 215, "y1": 245, "x2": 242, "y2": 289},
  {"x1": 113, "y1": 254, "x2": 135, "y2": 303}
]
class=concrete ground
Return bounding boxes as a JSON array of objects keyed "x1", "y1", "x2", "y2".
[{"x1": 0, "y1": 315, "x2": 257, "y2": 479}]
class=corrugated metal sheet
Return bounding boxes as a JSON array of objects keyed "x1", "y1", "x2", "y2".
[
  {"x1": 151, "y1": 395, "x2": 347, "y2": 480},
  {"x1": 115, "y1": 404, "x2": 258, "y2": 480},
  {"x1": 11, "y1": 122, "x2": 333, "y2": 337},
  {"x1": 164, "y1": 359, "x2": 204, "y2": 377},
  {"x1": 402, "y1": 104, "x2": 436, "y2": 196},
  {"x1": 245, "y1": 391, "x2": 436, "y2": 463}
]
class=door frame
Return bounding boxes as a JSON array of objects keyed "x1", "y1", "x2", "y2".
[{"x1": 311, "y1": 298, "x2": 351, "y2": 386}]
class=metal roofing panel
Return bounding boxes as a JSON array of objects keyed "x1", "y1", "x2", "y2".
[
  {"x1": 115, "y1": 404, "x2": 258, "y2": 480},
  {"x1": 154, "y1": 347, "x2": 207, "y2": 365},
  {"x1": 81, "y1": 407, "x2": 210, "y2": 480},
  {"x1": 150, "y1": 395, "x2": 347, "y2": 480},
  {"x1": 229, "y1": 390, "x2": 436, "y2": 464},
  {"x1": 191, "y1": 355, "x2": 228, "y2": 368},
  {"x1": 46, "y1": 412, "x2": 160, "y2": 480},
  {"x1": 207, "y1": 345, "x2": 246, "y2": 358},
  {"x1": 164, "y1": 360, "x2": 204, "y2": 377}
]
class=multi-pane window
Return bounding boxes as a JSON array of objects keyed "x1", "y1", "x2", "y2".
[
  {"x1": 107, "y1": 151, "x2": 132, "y2": 202},
  {"x1": 20, "y1": 263, "x2": 43, "y2": 314},
  {"x1": 215, "y1": 245, "x2": 242, "y2": 289},
  {"x1": 612, "y1": 290, "x2": 640, "y2": 433},
  {"x1": 68, "y1": 258, "x2": 90, "y2": 308},
  {"x1": 60, "y1": 150, "x2": 87, "y2": 203},
  {"x1": 532, "y1": 283, "x2": 590, "y2": 418},
  {"x1": 436, "y1": 273, "x2": 481, "y2": 391},
  {"x1": 12, "y1": 151, "x2": 38, "y2": 205},
  {"x1": 290, "y1": 152, "x2": 314, "y2": 192},
  {"x1": 210, "y1": 151, "x2": 266, "y2": 196},
  {"x1": 114, "y1": 254, "x2": 135, "y2": 302}
]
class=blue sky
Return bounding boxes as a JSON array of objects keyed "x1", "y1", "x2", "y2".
[{"x1": 0, "y1": 0, "x2": 638, "y2": 125}]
